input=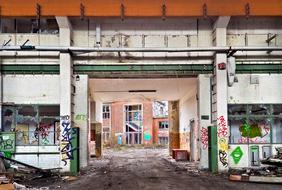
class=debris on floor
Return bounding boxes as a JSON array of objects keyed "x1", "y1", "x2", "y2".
[{"x1": 229, "y1": 147, "x2": 282, "y2": 183}]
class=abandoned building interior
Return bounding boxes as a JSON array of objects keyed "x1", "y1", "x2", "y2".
[{"x1": 0, "y1": 2, "x2": 282, "y2": 187}]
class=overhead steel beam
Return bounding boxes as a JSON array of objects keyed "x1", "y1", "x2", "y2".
[
  {"x1": 0, "y1": 0, "x2": 281, "y2": 17},
  {"x1": 1, "y1": 46, "x2": 282, "y2": 53},
  {"x1": 2, "y1": 64, "x2": 282, "y2": 77}
]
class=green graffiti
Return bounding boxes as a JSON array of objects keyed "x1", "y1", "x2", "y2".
[
  {"x1": 75, "y1": 114, "x2": 87, "y2": 121},
  {"x1": 239, "y1": 123, "x2": 262, "y2": 138},
  {"x1": 231, "y1": 146, "x2": 243, "y2": 164}
]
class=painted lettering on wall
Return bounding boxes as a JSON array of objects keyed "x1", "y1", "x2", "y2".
[
  {"x1": 238, "y1": 122, "x2": 270, "y2": 143},
  {"x1": 60, "y1": 115, "x2": 77, "y2": 166},
  {"x1": 217, "y1": 116, "x2": 229, "y2": 168},
  {"x1": 75, "y1": 114, "x2": 87, "y2": 121},
  {"x1": 34, "y1": 124, "x2": 52, "y2": 145},
  {"x1": 231, "y1": 146, "x2": 243, "y2": 164},
  {"x1": 200, "y1": 127, "x2": 208, "y2": 150},
  {"x1": 217, "y1": 116, "x2": 228, "y2": 138},
  {"x1": 219, "y1": 150, "x2": 228, "y2": 167},
  {"x1": 0, "y1": 135, "x2": 15, "y2": 152}
]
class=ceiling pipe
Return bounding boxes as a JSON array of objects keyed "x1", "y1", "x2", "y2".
[{"x1": 1, "y1": 46, "x2": 282, "y2": 53}]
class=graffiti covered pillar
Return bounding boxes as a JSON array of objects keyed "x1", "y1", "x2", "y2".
[
  {"x1": 168, "y1": 101, "x2": 180, "y2": 156},
  {"x1": 212, "y1": 16, "x2": 230, "y2": 172},
  {"x1": 198, "y1": 75, "x2": 211, "y2": 169},
  {"x1": 57, "y1": 16, "x2": 74, "y2": 172}
]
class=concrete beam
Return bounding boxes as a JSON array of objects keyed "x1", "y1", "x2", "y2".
[
  {"x1": 213, "y1": 16, "x2": 231, "y2": 29},
  {"x1": 56, "y1": 16, "x2": 72, "y2": 46}
]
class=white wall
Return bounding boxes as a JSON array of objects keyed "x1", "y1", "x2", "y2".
[
  {"x1": 228, "y1": 74, "x2": 282, "y2": 104},
  {"x1": 198, "y1": 75, "x2": 212, "y2": 169},
  {"x1": 3, "y1": 75, "x2": 60, "y2": 104},
  {"x1": 73, "y1": 75, "x2": 89, "y2": 168},
  {"x1": 179, "y1": 84, "x2": 198, "y2": 158}
]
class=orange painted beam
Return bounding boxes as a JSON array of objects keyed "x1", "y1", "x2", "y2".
[{"x1": 0, "y1": 0, "x2": 281, "y2": 17}]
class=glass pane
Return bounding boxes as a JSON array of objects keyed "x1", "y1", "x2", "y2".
[
  {"x1": 2, "y1": 107, "x2": 16, "y2": 132},
  {"x1": 273, "y1": 118, "x2": 282, "y2": 143},
  {"x1": 249, "y1": 104, "x2": 269, "y2": 115},
  {"x1": 16, "y1": 105, "x2": 38, "y2": 145},
  {"x1": 229, "y1": 118, "x2": 247, "y2": 143},
  {"x1": 248, "y1": 118, "x2": 271, "y2": 143},
  {"x1": 39, "y1": 105, "x2": 60, "y2": 117},
  {"x1": 228, "y1": 105, "x2": 247, "y2": 115},
  {"x1": 272, "y1": 105, "x2": 282, "y2": 115}
]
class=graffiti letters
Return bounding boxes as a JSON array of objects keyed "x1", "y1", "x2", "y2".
[
  {"x1": 200, "y1": 127, "x2": 208, "y2": 150},
  {"x1": 75, "y1": 114, "x2": 87, "y2": 121},
  {"x1": 219, "y1": 150, "x2": 228, "y2": 167},
  {"x1": 0, "y1": 134, "x2": 15, "y2": 152},
  {"x1": 217, "y1": 116, "x2": 228, "y2": 138},
  {"x1": 60, "y1": 115, "x2": 77, "y2": 166}
]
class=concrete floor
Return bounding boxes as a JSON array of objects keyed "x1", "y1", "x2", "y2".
[{"x1": 31, "y1": 148, "x2": 282, "y2": 190}]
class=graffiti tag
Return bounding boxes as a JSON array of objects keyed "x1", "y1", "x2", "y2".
[
  {"x1": 200, "y1": 127, "x2": 208, "y2": 150},
  {"x1": 219, "y1": 150, "x2": 228, "y2": 167},
  {"x1": 60, "y1": 116, "x2": 77, "y2": 166},
  {"x1": 217, "y1": 116, "x2": 228, "y2": 137}
]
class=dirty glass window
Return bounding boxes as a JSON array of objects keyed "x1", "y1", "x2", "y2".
[
  {"x1": 273, "y1": 118, "x2": 282, "y2": 143},
  {"x1": 228, "y1": 105, "x2": 247, "y2": 115},
  {"x1": 229, "y1": 104, "x2": 282, "y2": 144},
  {"x1": 159, "y1": 121, "x2": 169, "y2": 129},
  {"x1": 249, "y1": 104, "x2": 269, "y2": 115},
  {"x1": 2, "y1": 106, "x2": 16, "y2": 132},
  {"x1": 248, "y1": 118, "x2": 271, "y2": 143},
  {"x1": 102, "y1": 105, "x2": 110, "y2": 119},
  {"x1": 229, "y1": 118, "x2": 246, "y2": 143},
  {"x1": 2, "y1": 105, "x2": 60, "y2": 146}
]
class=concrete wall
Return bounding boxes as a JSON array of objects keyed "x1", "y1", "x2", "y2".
[
  {"x1": 3, "y1": 75, "x2": 60, "y2": 104},
  {"x1": 198, "y1": 75, "x2": 212, "y2": 169},
  {"x1": 228, "y1": 74, "x2": 282, "y2": 104},
  {"x1": 73, "y1": 75, "x2": 89, "y2": 168},
  {"x1": 179, "y1": 84, "x2": 198, "y2": 159}
]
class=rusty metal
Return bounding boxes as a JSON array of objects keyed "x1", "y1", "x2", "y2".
[
  {"x1": 203, "y1": 3, "x2": 207, "y2": 18},
  {"x1": 120, "y1": 3, "x2": 125, "y2": 21},
  {"x1": 0, "y1": 0, "x2": 281, "y2": 17},
  {"x1": 245, "y1": 3, "x2": 250, "y2": 18},
  {"x1": 162, "y1": 4, "x2": 166, "y2": 20},
  {"x1": 36, "y1": 3, "x2": 41, "y2": 31},
  {"x1": 80, "y1": 3, "x2": 85, "y2": 20}
]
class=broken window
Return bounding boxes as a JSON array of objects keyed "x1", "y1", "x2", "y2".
[
  {"x1": 2, "y1": 105, "x2": 60, "y2": 146},
  {"x1": 2, "y1": 106, "x2": 16, "y2": 132},
  {"x1": 125, "y1": 104, "x2": 142, "y2": 144},
  {"x1": 158, "y1": 137, "x2": 169, "y2": 145},
  {"x1": 102, "y1": 105, "x2": 110, "y2": 119},
  {"x1": 159, "y1": 121, "x2": 169, "y2": 129},
  {"x1": 229, "y1": 104, "x2": 282, "y2": 144},
  {"x1": 1, "y1": 18, "x2": 59, "y2": 34}
]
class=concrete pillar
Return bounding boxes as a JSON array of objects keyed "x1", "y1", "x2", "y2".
[
  {"x1": 212, "y1": 16, "x2": 230, "y2": 172},
  {"x1": 0, "y1": 57, "x2": 2, "y2": 131},
  {"x1": 73, "y1": 75, "x2": 89, "y2": 168},
  {"x1": 56, "y1": 16, "x2": 73, "y2": 172},
  {"x1": 198, "y1": 75, "x2": 212, "y2": 169},
  {"x1": 168, "y1": 101, "x2": 180, "y2": 155}
]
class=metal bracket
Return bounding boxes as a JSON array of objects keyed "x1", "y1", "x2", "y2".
[
  {"x1": 120, "y1": 3, "x2": 125, "y2": 21},
  {"x1": 203, "y1": 3, "x2": 207, "y2": 19},
  {"x1": 80, "y1": 3, "x2": 85, "y2": 20},
  {"x1": 245, "y1": 3, "x2": 250, "y2": 18},
  {"x1": 266, "y1": 33, "x2": 277, "y2": 54},
  {"x1": 162, "y1": 4, "x2": 166, "y2": 21}
]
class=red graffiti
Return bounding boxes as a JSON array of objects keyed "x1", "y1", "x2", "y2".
[
  {"x1": 217, "y1": 116, "x2": 228, "y2": 137},
  {"x1": 201, "y1": 128, "x2": 208, "y2": 150}
]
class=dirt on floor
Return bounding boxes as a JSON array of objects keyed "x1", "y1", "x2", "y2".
[{"x1": 25, "y1": 148, "x2": 282, "y2": 190}]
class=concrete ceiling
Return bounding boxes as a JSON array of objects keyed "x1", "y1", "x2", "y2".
[{"x1": 89, "y1": 78, "x2": 197, "y2": 103}]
